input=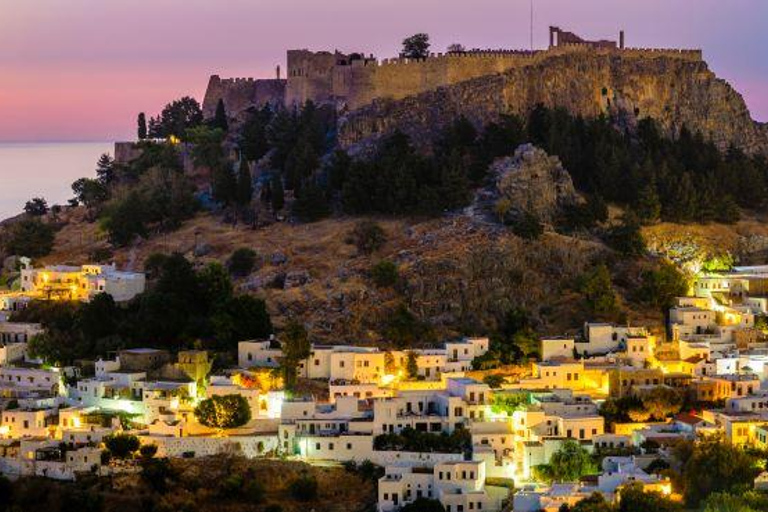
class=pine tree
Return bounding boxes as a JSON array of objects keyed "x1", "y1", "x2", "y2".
[
  {"x1": 212, "y1": 165, "x2": 237, "y2": 206},
  {"x1": 137, "y1": 112, "x2": 147, "y2": 140},
  {"x1": 96, "y1": 153, "x2": 115, "y2": 185},
  {"x1": 293, "y1": 181, "x2": 330, "y2": 222},
  {"x1": 271, "y1": 174, "x2": 285, "y2": 212},
  {"x1": 213, "y1": 99, "x2": 229, "y2": 132},
  {"x1": 635, "y1": 180, "x2": 661, "y2": 224},
  {"x1": 236, "y1": 158, "x2": 253, "y2": 205}
]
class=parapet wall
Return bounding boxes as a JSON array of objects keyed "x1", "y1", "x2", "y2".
[
  {"x1": 202, "y1": 75, "x2": 286, "y2": 119},
  {"x1": 286, "y1": 44, "x2": 703, "y2": 110}
]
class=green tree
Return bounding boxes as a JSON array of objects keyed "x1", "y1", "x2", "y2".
[
  {"x1": 578, "y1": 264, "x2": 618, "y2": 317},
  {"x1": 189, "y1": 125, "x2": 226, "y2": 169},
  {"x1": 281, "y1": 320, "x2": 311, "y2": 389},
  {"x1": 401, "y1": 33, "x2": 430, "y2": 59},
  {"x1": 704, "y1": 492, "x2": 767, "y2": 512},
  {"x1": 156, "y1": 96, "x2": 203, "y2": 139},
  {"x1": 483, "y1": 374, "x2": 505, "y2": 389},
  {"x1": 512, "y1": 211, "x2": 544, "y2": 240},
  {"x1": 96, "y1": 153, "x2": 115, "y2": 185},
  {"x1": 23, "y1": 197, "x2": 48, "y2": 216},
  {"x1": 639, "y1": 261, "x2": 689, "y2": 312},
  {"x1": 635, "y1": 180, "x2": 662, "y2": 224},
  {"x1": 292, "y1": 181, "x2": 330, "y2": 222},
  {"x1": 71, "y1": 177, "x2": 108, "y2": 209},
  {"x1": 104, "y1": 433, "x2": 140, "y2": 459},
  {"x1": 194, "y1": 394, "x2": 252, "y2": 431},
  {"x1": 228, "y1": 248, "x2": 258, "y2": 277},
  {"x1": 327, "y1": 150, "x2": 352, "y2": 191},
  {"x1": 139, "y1": 444, "x2": 158, "y2": 459},
  {"x1": 406, "y1": 351, "x2": 419, "y2": 379},
  {"x1": 137, "y1": 112, "x2": 148, "y2": 140},
  {"x1": 284, "y1": 138, "x2": 319, "y2": 192},
  {"x1": 211, "y1": 295, "x2": 273, "y2": 348},
  {"x1": 385, "y1": 304, "x2": 433, "y2": 349},
  {"x1": 370, "y1": 260, "x2": 399, "y2": 288},
  {"x1": 288, "y1": 473, "x2": 318, "y2": 501},
  {"x1": 680, "y1": 438, "x2": 760, "y2": 507},
  {"x1": 538, "y1": 440, "x2": 597, "y2": 483},
  {"x1": 271, "y1": 174, "x2": 285, "y2": 212},
  {"x1": 569, "y1": 492, "x2": 614, "y2": 512},
  {"x1": 641, "y1": 386, "x2": 683, "y2": 420},
  {"x1": 240, "y1": 105, "x2": 273, "y2": 162},
  {"x1": 618, "y1": 483, "x2": 679, "y2": 512},
  {"x1": 4, "y1": 218, "x2": 56, "y2": 258},
  {"x1": 350, "y1": 221, "x2": 387, "y2": 254},
  {"x1": 606, "y1": 215, "x2": 646, "y2": 256},
  {"x1": 236, "y1": 158, "x2": 253, "y2": 206},
  {"x1": 401, "y1": 498, "x2": 446, "y2": 512},
  {"x1": 213, "y1": 98, "x2": 229, "y2": 132}
]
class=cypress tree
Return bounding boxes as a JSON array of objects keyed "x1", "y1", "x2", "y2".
[
  {"x1": 236, "y1": 159, "x2": 253, "y2": 205},
  {"x1": 212, "y1": 165, "x2": 237, "y2": 206},
  {"x1": 137, "y1": 112, "x2": 148, "y2": 140},
  {"x1": 213, "y1": 99, "x2": 229, "y2": 132},
  {"x1": 271, "y1": 175, "x2": 285, "y2": 212}
]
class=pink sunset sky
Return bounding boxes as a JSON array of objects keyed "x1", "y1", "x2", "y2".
[{"x1": 0, "y1": 0, "x2": 766, "y2": 142}]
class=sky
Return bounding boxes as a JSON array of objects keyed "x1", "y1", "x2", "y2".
[{"x1": 0, "y1": 0, "x2": 766, "y2": 142}]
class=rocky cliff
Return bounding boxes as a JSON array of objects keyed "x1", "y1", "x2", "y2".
[
  {"x1": 339, "y1": 51, "x2": 768, "y2": 156},
  {"x1": 490, "y1": 144, "x2": 580, "y2": 223}
]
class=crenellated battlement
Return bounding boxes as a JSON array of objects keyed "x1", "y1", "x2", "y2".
[{"x1": 204, "y1": 27, "x2": 705, "y2": 118}]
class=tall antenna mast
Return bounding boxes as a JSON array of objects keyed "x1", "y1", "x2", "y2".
[{"x1": 530, "y1": 0, "x2": 534, "y2": 51}]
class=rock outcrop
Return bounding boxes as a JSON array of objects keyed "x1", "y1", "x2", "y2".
[
  {"x1": 339, "y1": 51, "x2": 768, "y2": 156},
  {"x1": 490, "y1": 145, "x2": 579, "y2": 222}
]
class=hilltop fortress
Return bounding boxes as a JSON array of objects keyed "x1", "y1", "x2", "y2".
[{"x1": 203, "y1": 27, "x2": 768, "y2": 155}]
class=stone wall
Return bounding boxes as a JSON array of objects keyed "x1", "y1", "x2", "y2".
[
  {"x1": 202, "y1": 75, "x2": 286, "y2": 119},
  {"x1": 284, "y1": 45, "x2": 703, "y2": 112},
  {"x1": 338, "y1": 50, "x2": 767, "y2": 156}
]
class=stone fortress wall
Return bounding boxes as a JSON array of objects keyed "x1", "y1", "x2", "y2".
[
  {"x1": 201, "y1": 75, "x2": 285, "y2": 119},
  {"x1": 203, "y1": 27, "x2": 704, "y2": 118},
  {"x1": 283, "y1": 27, "x2": 703, "y2": 112}
]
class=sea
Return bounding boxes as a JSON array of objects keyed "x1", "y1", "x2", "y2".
[{"x1": 0, "y1": 142, "x2": 113, "y2": 221}]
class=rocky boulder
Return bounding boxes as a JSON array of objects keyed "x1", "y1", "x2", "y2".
[{"x1": 490, "y1": 144, "x2": 579, "y2": 223}]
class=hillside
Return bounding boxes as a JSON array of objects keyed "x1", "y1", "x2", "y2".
[
  {"x1": 2, "y1": 455, "x2": 377, "y2": 512},
  {"x1": 35, "y1": 203, "x2": 665, "y2": 344}
]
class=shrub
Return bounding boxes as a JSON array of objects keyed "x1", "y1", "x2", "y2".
[
  {"x1": 243, "y1": 479, "x2": 265, "y2": 503},
  {"x1": 3, "y1": 218, "x2": 56, "y2": 258},
  {"x1": 483, "y1": 374, "x2": 505, "y2": 389},
  {"x1": 349, "y1": 221, "x2": 386, "y2": 254},
  {"x1": 194, "y1": 394, "x2": 252, "y2": 430},
  {"x1": 288, "y1": 473, "x2": 318, "y2": 501},
  {"x1": 104, "y1": 433, "x2": 140, "y2": 459},
  {"x1": 511, "y1": 210, "x2": 544, "y2": 240},
  {"x1": 370, "y1": 260, "x2": 399, "y2": 287},
  {"x1": 139, "y1": 444, "x2": 158, "y2": 459},
  {"x1": 227, "y1": 248, "x2": 258, "y2": 277}
]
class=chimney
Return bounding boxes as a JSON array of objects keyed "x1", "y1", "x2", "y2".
[
  {"x1": 276, "y1": 65, "x2": 281, "y2": 80},
  {"x1": 619, "y1": 30, "x2": 625, "y2": 49}
]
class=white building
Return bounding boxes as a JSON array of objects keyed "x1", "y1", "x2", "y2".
[
  {"x1": 19, "y1": 259, "x2": 145, "y2": 302},
  {"x1": 378, "y1": 461, "x2": 503, "y2": 512}
]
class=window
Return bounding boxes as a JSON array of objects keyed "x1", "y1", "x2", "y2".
[{"x1": 315, "y1": 443, "x2": 320, "y2": 450}]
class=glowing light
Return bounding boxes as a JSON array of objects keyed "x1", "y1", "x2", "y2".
[
  {"x1": 0, "y1": 425, "x2": 9, "y2": 436},
  {"x1": 381, "y1": 374, "x2": 397, "y2": 386}
]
